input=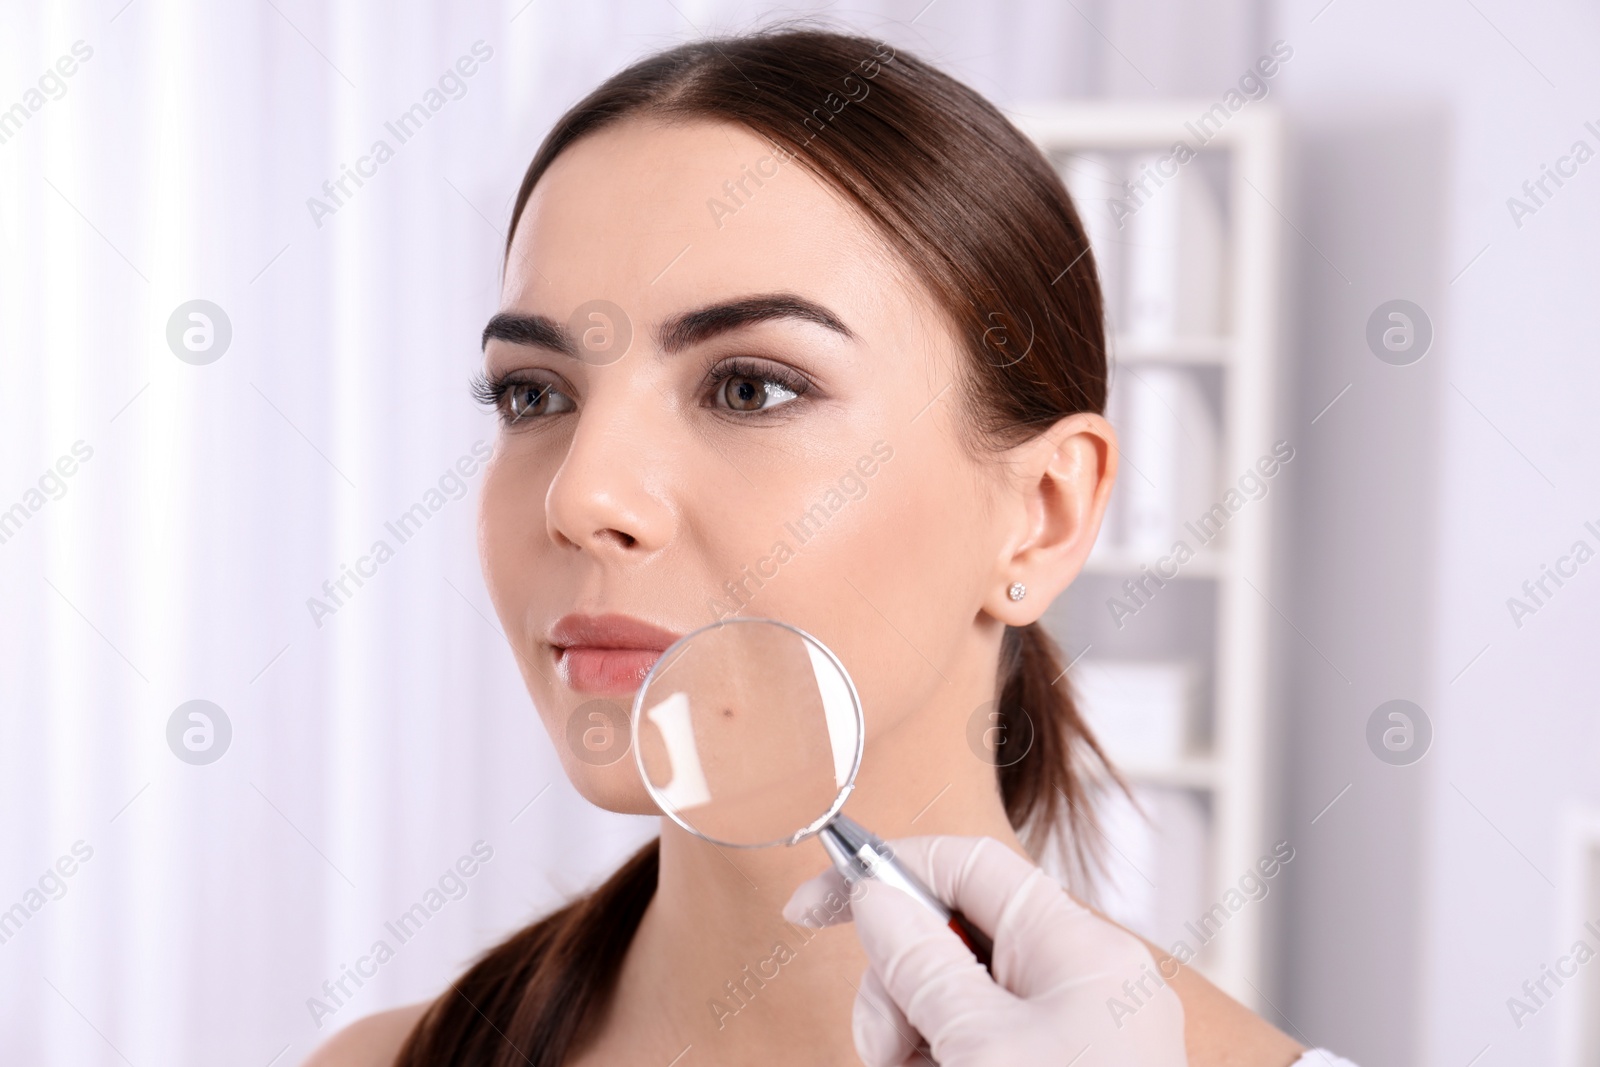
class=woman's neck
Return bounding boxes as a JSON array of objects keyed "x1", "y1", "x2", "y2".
[{"x1": 576, "y1": 694, "x2": 1030, "y2": 1065}]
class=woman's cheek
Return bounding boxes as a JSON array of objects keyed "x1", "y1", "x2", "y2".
[
  {"x1": 726, "y1": 482, "x2": 903, "y2": 724},
  {"x1": 477, "y1": 479, "x2": 528, "y2": 635},
  {"x1": 836, "y1": 463, "x2": 983, "y2": 737},
  {"x1": 478, "y1": 447, "x2": 557, "y2": 610}
]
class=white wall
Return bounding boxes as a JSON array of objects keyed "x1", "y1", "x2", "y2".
[{"x1": 1271, "y1": 1, "x2": 1600, "y2": 1064}]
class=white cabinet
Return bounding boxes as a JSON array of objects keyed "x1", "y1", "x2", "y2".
[{"x1": 1012, "y1": 102, "x2": 1285, "y2": 1007}]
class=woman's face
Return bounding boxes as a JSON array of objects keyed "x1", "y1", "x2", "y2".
[{"x1": 478, "y1": 118, "x2": 1023, "y2": 814}]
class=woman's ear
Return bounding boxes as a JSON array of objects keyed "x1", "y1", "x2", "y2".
[{"x1": 985, "y1": 412, "x2": 1118, "y2": 626}]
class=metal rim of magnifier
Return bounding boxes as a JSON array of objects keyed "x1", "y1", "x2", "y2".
[{"x1": 630, "y1": 616, "x2": 866, "y2": 850}]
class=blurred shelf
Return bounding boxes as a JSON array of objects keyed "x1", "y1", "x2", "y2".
[
  {"x1": 1023, "y1": 99, "x2": 1284, "y2": 1012},
  {"x1": 1083, "y1": 547, "x2": 1227, "y2": 578},
  {"x1": 1110, "y1": 334, "x2": 1232, "y2": 366},
  {"x1": 1116, "y1": 756, "x2": 1219, "y2": 790}
]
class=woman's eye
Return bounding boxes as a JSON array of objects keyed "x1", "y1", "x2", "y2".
[
  {"x1": 716, "y1": 373, "x2": 800, "y2": 412},
  {"x1": 504, "y1": 380, "x2": 574, "y2": 422}
]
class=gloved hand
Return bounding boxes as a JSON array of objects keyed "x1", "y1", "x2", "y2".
[{"x1": 782, "y1": 835, "x2": 1188, "y2": 1067}]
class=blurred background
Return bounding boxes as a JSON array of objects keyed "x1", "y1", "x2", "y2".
[{"x1": 1, "y1": 1, "x2": 1596, "y2": 1065}]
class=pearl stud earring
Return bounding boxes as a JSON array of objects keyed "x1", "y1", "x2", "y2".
[{"x1": 1007, "y1": 582, "x2": 1026, "y2": 602}]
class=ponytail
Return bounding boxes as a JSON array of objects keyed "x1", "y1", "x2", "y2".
[
  {"x1": 996, "y1": 623, "x2": 1123, "y2": 887},
  {"x1": 394, "y1": 839, "x2": 659, "y2": 1066}
]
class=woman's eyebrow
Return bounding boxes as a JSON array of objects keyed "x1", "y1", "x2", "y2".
[
  {"x1": 481, "y1": 293, "x2": 855, "y2": 356},
  {"x1": 481, "y1": 312, "x2": 575, "y2": 355},
  {"x1": 657, "y1": 293, "x2": 856, "y2": 353}
]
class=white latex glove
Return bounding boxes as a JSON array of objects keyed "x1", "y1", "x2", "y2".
[{"x1": 782, "y1": 835, "x2": 1187, "y2": 1067}]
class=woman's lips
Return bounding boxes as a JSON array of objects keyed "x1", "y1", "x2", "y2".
[
  {"x1": 558, "y1": 648, "x2": 666, "y2": 694},
  {"x1": 548, "y1": 613, "x2": 683, "y2": 695}
]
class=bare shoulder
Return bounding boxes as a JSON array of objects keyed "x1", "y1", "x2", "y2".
[
  {"x1": 300, "y1": 1003, "x2": 431, "y2": 1067},
  {"x1": 1145, "y1": 940, "x2": 1304, "y2": 1067}
]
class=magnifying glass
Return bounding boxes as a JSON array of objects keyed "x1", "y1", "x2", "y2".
[{"x1": 630, "y1": 616, "x2": 994, "y2": 969}]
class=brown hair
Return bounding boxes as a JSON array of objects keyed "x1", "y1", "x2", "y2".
[{"x1": 398, "y1": 24, "x2": 1118, "y2": 1065}]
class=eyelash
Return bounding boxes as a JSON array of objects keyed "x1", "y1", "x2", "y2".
[
  {"x1": 469, "y1": 371, "x2": 521, "y2": 411},
  {"x1": 470, "y1": 358, "x2": 813, "y2": 425}
]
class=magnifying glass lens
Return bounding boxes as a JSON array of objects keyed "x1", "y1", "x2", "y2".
[{"x1": 631, "y1": 618, "x2": 863, "y2": 848}]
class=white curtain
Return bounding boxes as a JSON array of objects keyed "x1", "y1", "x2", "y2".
[{"x1": 0, "y1": 1, "x2": 1261, "y2": 1062}]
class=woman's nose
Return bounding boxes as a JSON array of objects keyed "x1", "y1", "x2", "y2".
[{"x1": 543, "y1": 397, "x2": 676, "y2": 557}]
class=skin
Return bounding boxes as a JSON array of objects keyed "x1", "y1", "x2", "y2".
[{"x1": 304, "y1": 117, "x2": 1304, "y2": 1067}]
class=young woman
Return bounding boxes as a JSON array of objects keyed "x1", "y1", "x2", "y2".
[{"x1": 307, "y1": 26, "x2": 1353, "y2": 1067}]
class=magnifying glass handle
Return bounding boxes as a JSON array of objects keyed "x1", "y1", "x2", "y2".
[{"x1": 819, "y1": 815, "x2": 995, "y2": 974}]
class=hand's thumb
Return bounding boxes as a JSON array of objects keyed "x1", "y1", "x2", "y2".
[{"x1": 782, "y1": 865, "x2": 853, "y2": 928}]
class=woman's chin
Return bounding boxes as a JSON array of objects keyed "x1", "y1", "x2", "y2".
[{"x1": 561, "y1": 761, "x2": 659, "y2": 818}]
